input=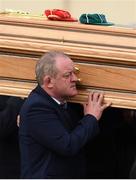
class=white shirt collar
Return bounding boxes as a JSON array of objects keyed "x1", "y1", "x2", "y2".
[
  {"x1": 51, "y1": 97, "x2": 67, "y2": 105},
  {"x1": 51, "y1": 97, "x2": 61, "y2": 105}
]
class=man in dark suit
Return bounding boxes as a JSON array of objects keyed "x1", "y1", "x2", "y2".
[
  {"x1": 0, "y1": 95, "x2": 24, "y2": 178},
  {"x1": 19, "y1": 50, "x2": 110, "y2": 178}
]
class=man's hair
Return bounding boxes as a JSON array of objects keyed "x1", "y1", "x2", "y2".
[{"x1": 35, "y1": 50, "x2": 68, "y2": 85}]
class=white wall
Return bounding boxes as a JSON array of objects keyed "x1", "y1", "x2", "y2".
[{"x1": 0, "y1": 0, "x2": 135, "y2": 27}]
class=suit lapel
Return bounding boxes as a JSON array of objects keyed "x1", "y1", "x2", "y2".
[
  {"x1": 58, "y1": 105, "x2": 75, "y2": 131},
  {"x1": 33, "y1": 85, "x2": 74, "y2": 131}
]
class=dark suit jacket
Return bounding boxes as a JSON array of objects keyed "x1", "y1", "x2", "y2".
[
  {"x1": 0, "y1": 95, "x2": 24, "y2": 178},
  {"x1": 19, "y1": 85, "x2": 99, "y2": 179}
]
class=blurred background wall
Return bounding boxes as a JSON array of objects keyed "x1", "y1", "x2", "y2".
[{"x1": 0, "y1": 0, "x2": 135, "y2": 27}]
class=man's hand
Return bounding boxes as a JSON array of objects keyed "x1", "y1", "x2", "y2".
[
  {"x1": 17, "y1": 115, "x2": 20, "y2": 127},
  {"x1": 84, "y1": 92, "x2": 111, "y2": 121}
]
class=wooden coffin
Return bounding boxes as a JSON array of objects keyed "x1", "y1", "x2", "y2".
[{"x1": 0, "y1": 14, "x2": 136, "y2": 109}]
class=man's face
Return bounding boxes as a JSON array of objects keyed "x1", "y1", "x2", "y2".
[{"x1": 51, "y1": 57, "x2": 78, "y2": 101}]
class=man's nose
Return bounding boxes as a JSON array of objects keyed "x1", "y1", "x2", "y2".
[{"x1": 71, "y1": 72, "x2": 78, "y2": 81}]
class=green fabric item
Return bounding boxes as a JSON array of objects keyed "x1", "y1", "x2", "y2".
[{"x1": 79, "y1": 13, "x2": 114, "y2": 26}]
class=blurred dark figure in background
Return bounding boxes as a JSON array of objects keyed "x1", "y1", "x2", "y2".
[
  {"x1": 86, "y1": 107, "x2": 136, "y2": 179},
  {"x1": 128, "y1": 110, "x2": 136, "y2": 179},
  {"x1": 0, "y1": 95, "x2": 25, "y2": 178}
]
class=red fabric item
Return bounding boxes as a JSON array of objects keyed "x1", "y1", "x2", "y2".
[{"x1": 44, "y1": 9, "x2": 77, "y2": 22}]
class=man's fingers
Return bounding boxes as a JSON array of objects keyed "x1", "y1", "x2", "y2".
[
  {"x1": 93, "y1": 92, "x2": 100, "y2": 102},
  {"x1": 88, "y1": 91, "x2": 111, "y2": 109},
  {"x1": 101, "y1": 102, "x2": 112, "y2": 111},
  {"x1": 88, "y1": 92, "x2": 100, "y2": 103},
  {"x1": 97, "y1": 93, "x2": 104, "y2": 104},
  {"x1": 17, "y1": 115, "x2": 20, "y2": 127},
  {"x1": 88, "y1": 92, "x2": 93, "y2": 102}
]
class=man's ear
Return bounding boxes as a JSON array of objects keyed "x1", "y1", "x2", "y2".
[{"x1": 43, "y1": 75, "x2": 54, "y2": 88}]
